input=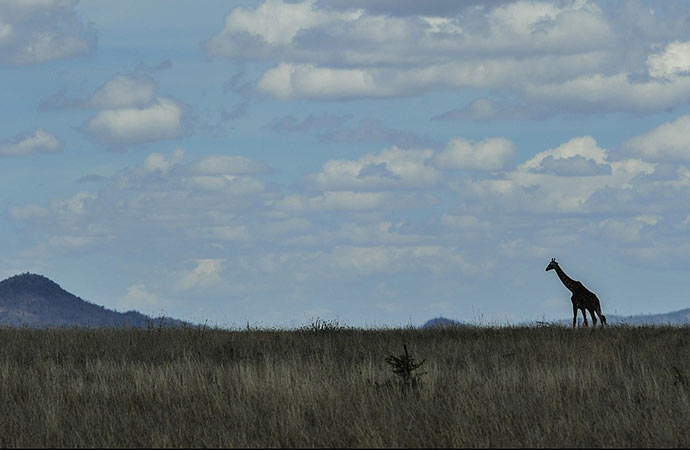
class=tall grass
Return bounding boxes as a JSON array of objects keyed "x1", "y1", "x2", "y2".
[{"x1": 0, "y1": 324, "x2": 687, "y2": 447}]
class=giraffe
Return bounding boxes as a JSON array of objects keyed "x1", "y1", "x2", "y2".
[{"x1": 545, "y1": 258, "x2": 606, "y2": 328}]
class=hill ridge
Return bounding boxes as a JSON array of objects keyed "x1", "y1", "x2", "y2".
[{"x1": 0, "y1": 272, "x2": 187, "y2": 328}]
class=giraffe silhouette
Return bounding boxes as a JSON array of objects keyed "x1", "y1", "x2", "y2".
[{"x1": 546, "y1": 258, "x2": 606, "y2": 328}]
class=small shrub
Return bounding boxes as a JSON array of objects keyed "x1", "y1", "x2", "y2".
[
  {"x1": 301, "y1": 317, "x2": 347, "y2": 332},
  {"x1": 385, "y1": 344, "x2": 427, "y2": 391}
]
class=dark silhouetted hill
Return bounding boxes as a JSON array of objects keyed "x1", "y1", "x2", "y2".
[
  {"x1": 0, "y1": 273, "x2": 188, "y2": 328},
  {"x1": 422, "y1": 316, "x2": 471, "y2": 328}
]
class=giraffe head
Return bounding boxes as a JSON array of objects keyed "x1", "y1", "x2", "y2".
[{"x1": 545, "y1": 258, "x2": 559, "y2": 271}]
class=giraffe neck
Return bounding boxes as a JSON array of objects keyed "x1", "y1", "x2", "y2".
[{"x1": 554, "y1": 265, "x2": 578, "y2": 292}]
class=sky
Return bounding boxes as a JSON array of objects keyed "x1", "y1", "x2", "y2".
[{"x1": 2, "y1": 0, "x2": 690, "y2": 328}]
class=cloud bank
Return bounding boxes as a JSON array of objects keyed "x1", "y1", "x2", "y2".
[{"x1": 206, "y1": 0, "x2": 690, "y2": 112}]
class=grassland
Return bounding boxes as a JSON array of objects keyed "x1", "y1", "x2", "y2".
[{"x1": 0, "y1": 323, "x2": 687, "y2": 447}]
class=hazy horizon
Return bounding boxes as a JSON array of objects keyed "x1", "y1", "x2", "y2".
[{"x1": 2, "y1": 1, "x2": 690, "y2": 328}]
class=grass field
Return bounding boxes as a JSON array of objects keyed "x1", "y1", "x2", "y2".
[{"x1": 0, "y1": 323, "x2": 687, "y2": 447}]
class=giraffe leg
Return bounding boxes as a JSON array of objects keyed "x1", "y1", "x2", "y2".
[
  {"x1": 572, "y1": 304, "x2": 578, "y2": 328},
  {"x1": 581, "y1": 308, "x2": 588, "y2": 327},
  {"x1": 597, "y1": 308, "x2": 607, "y2": 326},
  {"x1": 589, "y1": 309, "x2": 597, "y2": 327}
]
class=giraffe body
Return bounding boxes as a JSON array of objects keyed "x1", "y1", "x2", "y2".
[{"x1": 545, "y1": 258, "x2": 606, "y2": 328}]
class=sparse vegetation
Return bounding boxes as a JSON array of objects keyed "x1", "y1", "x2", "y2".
[
  {"x1": 385, "y1": 344, "x2": 427, "y2": 391},
  {"x1": 0, "y1": 324, "x2": 688, "y2": 447}
]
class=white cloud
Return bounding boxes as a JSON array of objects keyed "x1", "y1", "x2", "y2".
[
  {"x1": 524, "y1": 73, "x2": 690, "y2": 112},
  {"x1": 534, "y1": 155, "x2": 611, "y2": 177},
  {"x1": 0, "y1": 129, "x2": 59, "y2": 156},
  {"x1": 623, "y1": 115, "x2": 690, "y2": 162},
  {"x1": 452, "y1": 136, "x2": 656, "y2": 214},
  {"x1": 306, "y1": 146, "x2": 441, "y2": 190},
  {"x1": 583, "y1": 215, "x2": 662, "y2": 243},
  {"x1": 433, "y1": 137, "x2": 515, "y2": 171},
  {"x1": 520, "y1": 136, "x2": 607, "y2": 171},
  {"x1": 647, "y1": 41, "x2": 690, "y2": 79},
  {"x1": 120, "y1": 284, "x2": 159, "y2": 312},
  {"x1": 143, "y1": 148, "x2": 184, "y2": 174},
  {"x1": 518, "y1": 136, "x2": 614, "y2": 177},
  {"x1": 83, "y1": 98, "x2": 184, "y2": 146},
  {"x1": 208, "y1": 0, "x2": 690, "y2": 111},
  {"x1": 0, "y1": 0, "x2": 95, "y2": 64},
  {"x1": 206, "y1": 0, "x2": 362, "y2": 54},
  {"x1": 7, "y1": 149, "x2": 276, "y2": 262},
  {"x1": 175, "y1": 259, "x2": 225, "y2": 291},
  {"x1": 88, "y1": 75, "x2": 157, "y2": 109},
  {"x1": 257, "y1": 63, "x2": 383, "y2": 100},
  {"x1": 50, "y1": 191, "x2": 96, "y2": 217}
]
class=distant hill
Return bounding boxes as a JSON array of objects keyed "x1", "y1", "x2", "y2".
[
  {"x1": 0, "y1": 273, "x2": 188, "y2": 328},
  {"x1": 424, "y1": 309, "x2": 690, "y2": 328},
  {"x1": 592, "y1": 309, "x2": 690, "y2": 326},
  {"x1": 544, "y1": 309, "x2": 690, "y2": 327},
  {"x1": 422, "y1": 317, "x2": 472, "y2": 328}
]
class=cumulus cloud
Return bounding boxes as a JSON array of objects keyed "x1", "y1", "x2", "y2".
[
  {"x1": 120, "y1": 284, "x2": 159, "y2": 312},
  {"x1": 520, "y1": 136, "x2": 608, "y2": 171},
  {"x1": 42, "y1": 75, "x2": 159, "y2": 111},
  {"x1": 433, "y1": 137, "x2": 515, "y2": 171},
  {"x1": 143, "y1": 148, "x2": 184, "y2": 174},
  {"x1": 518, "y1": 137, "x2": 613, "y2": 176},
  {"x1": 452, "y1": 136, "x2": 655, "y2": 215},
  {"x1": 43, "y1": 73, "x2": 188, "y2": 148},
  {"x1": 175, "y1": 259, "x2": 225, "y2": 291},
  {"x1": 0, "y1": 129, "x2": 60, "y2": 156},
  {"x1": 87, "y1": 75, "x2": 157, "y2": 109},
  {"x1": 83, "y1": 97, "x2": 185, "y2": 146},
  {"x1": 0, "y1": 0, "x2": 96, "y2": 65},
  {"x1": 205, "y1": 0, "x2": 362, "y2": 57},
  {"x1": 256, "y1": 63, "x2": 385, "y2": 100},
  {"x1": 647, "y1": 41, "x2": 690, "y2": 80},
  {"x1": 524, "y1": 73, "x2": 690, "y2": 113},
  {"x1": 622, "y1": 115, "x2": 690, "y2": 162},
  {"x1": 535, "y1": 155, "x2": 612, "y2": 177},
  {"x1": 207, "y1": 0, "x2": 690, "y2": 111},
  {"x1": 306, "y1": 146, "x2": 441, "y2": 190},
  {"x1": 6, "y1": 149, "x2": 276, "y2": 261}
]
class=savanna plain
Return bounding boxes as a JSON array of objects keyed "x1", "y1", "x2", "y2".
[{"x1": 0, "y1": 323, "x2": 688, "y2": 448}]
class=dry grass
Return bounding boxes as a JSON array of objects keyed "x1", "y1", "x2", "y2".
[{"x1": 0, "y1": 324, "x2": 687, "y2": 447}]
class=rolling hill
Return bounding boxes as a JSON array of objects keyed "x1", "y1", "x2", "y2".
[{"x1": 0, "y1": 273, "x2": 187, "y2": 328}]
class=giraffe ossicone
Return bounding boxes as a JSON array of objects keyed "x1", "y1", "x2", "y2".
[{"x1": 546, "y1": 258, "x2": 607, "y2": 328}]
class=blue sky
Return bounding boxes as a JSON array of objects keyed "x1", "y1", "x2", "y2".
[{"x1": 3, "y1": 0, "x2": 690, "y2": 327}]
